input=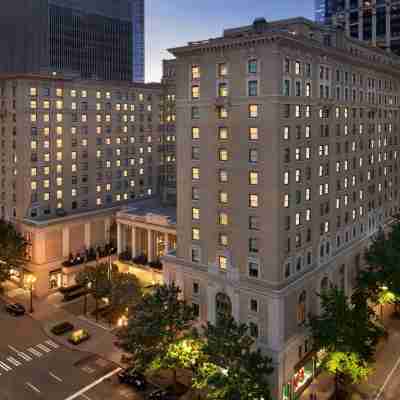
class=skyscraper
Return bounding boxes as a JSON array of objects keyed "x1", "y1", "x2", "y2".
[
  {"x1": 132, "y1": 0, "x2": 145, "y2": 83},
  {"x1": 0, "y1": 0, "x2": 145, "y2": 82},
  {"x1": 316, "y1": 0, "x2": 400, "y2": 56}
]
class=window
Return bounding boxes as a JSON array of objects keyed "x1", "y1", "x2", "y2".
[
  {"x1": 191, "y1": 65, "x2": 200, "y2": 80},
  {"x1": 217, "y1": 106, "x2": 228, "y2": 119},
  {"x1": 192, "y1": 85, "x2": 200, "y2": 99},
  {"x1": 192, "y1": 208, "x2": 200, "y2": 220},
  {"x1": 249, "y1": 149, "x2": 258, "y2": 163},
  {"x1": 249, "y1": 104, "x2": 259, "y2": 118},
  {"x1": 249, "y1": 127, "x2": 258, "y2": 141},
  {"x1": 191, "y1": 107, "x2": 200, "y2": 119},
  {"x1": 218, "y1": 256, "x2": 228, "y2": 270},
  {"x1": 248, "y1": 59, "x2": 257, "y2": 74},
  {"x1": 249, "y1": 322, "x2": 259, "y2": 338},
  {"x1": 192, "y1": 167, "x2": 200, "y2": 180},
  {"x1": 218, "y1": 212, "x2": 228, "y2": 225},
  {"x1": 218, "y1": 83, "x2": 228, "y2": 97},
  {"x1": 219, "y1": 191, "x2": 228, "y2": 203},
  {"x1": 219, "y1": 170, "x2": 228, "y2": 182},
  {"x1": 192, "y1": 228, "x2": 200, "y2": 240},
  {"x1": 297, "y1": 291, "x2": 306, "y2": 325},
  {"x1": 249, "y1": 171, "x2": 258, "y2": 185},
  {"x1": 192, "y1": 187, "x2": 200, "y2": 200},
  {"x1": 248, "y1": 80, "x2": 258, "y2": 97},
  {"x1": 218, "y1": 63, "x2": 228, "y2": 77},
  {"x1": 192, "y1": 127, "x2": 200, "y2": 139},
  {"x1": 218, "y1": 149, "x2": 229, "y2": 161},
  {"x1": 249, "y1": 238, "x2": 258, "y2": 253},
  {"x1": 249, "y1": 216, "x2": 260, "y2": 230},
  {"x1": 249, "y1": 194, "x2": 259, "y2": 208},
  {"x1": 248, "y1": 260, "x2": 259, "y2": 277},
  {"x1": 219, "y1": 233, "x2": 229, "y2": 246},
  {"x1": 218, "y1": 127, "x2": 228, "y2": 140}
]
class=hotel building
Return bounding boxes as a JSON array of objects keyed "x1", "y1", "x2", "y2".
[
  {"x1": 163, "y1": 17, "x2": 400, "y2": 398},
  {"x1": 0, "y1": 74, "x2": 163, "y2": 296}
]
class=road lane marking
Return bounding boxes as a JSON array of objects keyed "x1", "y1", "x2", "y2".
[
  {"x1": 45, "y1": 340, "x2": 59, "y2": 349},
  {"x1": 0, "y1": 361, "x2": 11, "y2": 371},
  {"x1": 8, "y1": 345, "x2": 32, "y2": 361},
  {"x1": 49, "y1": 371, "x2": 63, "y2": 383},
  {"x1": 63, "y1": 367, "x2": 121, "y2": 400},
  {"x1": 26, "y1": 382, "x2": 41, "y2": 394},
  {"x1": 27, "y1": 348, "x2": 42, "y2": 357},
  {"x1": 374, "y1": 351, "x2": 400, "y2": 400},
  {"x1": 6, "y1": 357, "x2": 21, "y2": 366},
  {"x1": 37, "y1": 344, "x2": 51, "y2": 353}
]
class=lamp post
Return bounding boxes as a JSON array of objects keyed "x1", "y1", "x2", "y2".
[
  {"x1": 84, "y1": 281, "x2": 92, "y2": 316},
  {"x1": 26, "y1": 275, "x2": 36, "y2": 314}
]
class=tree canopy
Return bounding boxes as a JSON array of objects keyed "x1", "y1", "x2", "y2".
[
  {"x1": 118, "y1": 282, "x2": 196, "y2": 371},
  {"x1": 0, "y1": 220, "x2": 27, "y2": 283},
  {"x1": 193, "y1": 315, "x2": 273, "y2": 400}
]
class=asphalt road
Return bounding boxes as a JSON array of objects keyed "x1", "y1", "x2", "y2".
[{"x1": 0, "y1": 299, "x2": 142, "y2": 400}]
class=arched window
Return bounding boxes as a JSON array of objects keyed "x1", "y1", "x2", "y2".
[
  {"x1": 297, "y1": 291, "x2": 307, "y2": 325},
  {"x1": 320, "y1": 277, "x2": 329, "y2": 293},
  {"x1": 216, "y1": 292, "x2": 232, "y2": 324}
]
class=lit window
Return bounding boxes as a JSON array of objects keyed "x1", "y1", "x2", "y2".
[
  {"x1": 192, "y1": 228, "x2": 200, "y2": 240},
  {"x1": 31, "y1": 181, "x2": 37, "y2": 191},
  {"x1": 70, "y1": 90, "x2": 76, "y2": 97},
  {"x1": 96, "y1": 198, "x2": 102, "y2": 206},
  {"x1": 249, "y1": 171, "x2": 258, "y2": 185},
  {"x1": 219, "y1": 212, "x2": 228, "y2": 225},
  {"x1": 192, "y1": 167, "x2": 200, "y2": 180},
  {"x1": 218, "y1": 83, "x2": 228, "y2": 97},
  {"x1": 56, "y1": 177, "x2": 62, "y2": 186},
  {"x1": 43, "y1": 100, "x2": 50, "y2": 109},
  {"x1": 249, "y1": 127, "x2": 258, "y2": 141},
  {"x1": 72, "y1": 164, "x2": 77, "y2": 172},
  {"x1": 219, "y1": 170, "x2": 228, "y2": 182},
  {"x1": 295, "y1": 212, "x2": 301, "y2": 226},
  {"x1": 249, "y1": 104, "x2": 259, "y2": 118},
  {"x1": 56, "y1": 190, "x2": 63, "y2": 200},
  {"x1": 192, "y1": 208, "x2": 200, "y2": 220},
  {"x1": 306, "y1": 209, "x2": 311, "y2": 221},
  {"x1": 30, "y1": 88, "x2": 37, "y2": 96},
  {"x1": 284, "y1": 171, "x2": 289, "y2": 185},
  {"x1": 219, "y1": 191, "x2": 228, "y2": 203},
  {"x1": 218, "y1": 256, "x2": 228, "y2": 270},
  {"x1": 72, "y1": 188, "x2": 77, "y2": 197},
  {"x1": 218, "y1": 63, "x2": 228, "y2": 77},
  {"x1": 219, "y1": 149, "x2": 229, "y2": 161},
  {"x1": 81, "y1": 90, "x2": 87, "y2": 98},
  {"x1": 31, "y1": 168, "x2": 37, "y2": 177},
  {"x1": 219, "y1": 234, "x2": 229, "y2": 246},
  {"x1": 30, "y1": 100, "x2": 37, "y2": 109},
  {"x1": 56, "y1": 100, "x2": 63, "y2": 110},
  {"x1": 192, "y1": 85, "x2": 200, "y2": 99},
  {"x1": 56, "y1": 113, "x2": 63, "y2": 122},
  {"x1": 43, "y1": 193, "x2": 50, "y2": 201},
  {"x1": 218, "y1": 127, "x2": 228, "y2": 140},
  {"x1": 284, "y1": 194, "x2": 289, "y2": 207},
  {"x1": 249, "y1": 194, "x2": 259, "y2": 208},
  {"x1": 217, "y1": 106, "x2": 228, "y2": 119},
  {"x1": 191, "y1": 65, "x2": 200, "y2": 80}
]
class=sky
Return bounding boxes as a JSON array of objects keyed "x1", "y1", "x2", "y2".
[{"x1": 144, "y1": 0, "x2": 314, "y2": 82}]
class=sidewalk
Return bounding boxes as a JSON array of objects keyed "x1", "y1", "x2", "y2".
[
  {"x1": 300, "y1": 304, "x2": 400, "y2": 400},
  {"x1": 1, "y1": 287, "x2": 126, "y2": 366}
]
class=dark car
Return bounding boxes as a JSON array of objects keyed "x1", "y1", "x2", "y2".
[
  {"x1": 118, "y1": 369, "x2": 146, "y2": 390},
  {"x1": 147, "y1": 389, "x2": 177, "y2": 400},
  {"x1": 51, "y1": 321, "x2": 74, "y2": 335},
  {"x1": 5, "y1": 303, "x2": 26, "y2": 316}
]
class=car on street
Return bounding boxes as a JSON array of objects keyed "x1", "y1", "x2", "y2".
[
  {"x1": 51, "y1": 321, "x2": 74, "y2": 335},
  {"x1": 147, "y1": 389, "x2": 177, "y2": 400},
  {"x1": 68, "y1": 328, "x2": 90, "y2": 345},
  {"x1": 118, "y1": 368, "x2": 147, "y2": 390},
  {"x1": 5, "y1": 303, "x2": 26, "y2": 316}
]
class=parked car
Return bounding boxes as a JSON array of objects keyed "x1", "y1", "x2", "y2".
[
  {"x1": 147, "y1": 389, "x2": 177, "y2": 400},
  {"x1": 68, "y1": 329, "x2": 90, "y2": 345},
  {"x1": 118, "y1": 368, "x2": 147, "y2": 390},
  {"x1": 5, "y1": 303, "x2": 26, "y2": 316},
  {"x1": 51, "y1": 321, "x2": 74, "y2": 335}
]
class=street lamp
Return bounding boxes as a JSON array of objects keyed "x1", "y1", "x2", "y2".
[
  {"x1": 117, "y1": 315, "x2": 128, "y2": 328},
  {"x1": 26, "y1": 275, "x2": 36, "y2": 314}
]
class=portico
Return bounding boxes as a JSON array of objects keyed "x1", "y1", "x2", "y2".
[{"x1": 116, "y1": 202, "x2": 177, "y2": 263}]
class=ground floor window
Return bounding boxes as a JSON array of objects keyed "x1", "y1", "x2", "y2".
[{"x1": 49, "y1": 269, "x2": 62, "y2": 289}]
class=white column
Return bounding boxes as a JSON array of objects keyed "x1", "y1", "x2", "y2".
[
  {"x1": 84, "y1": 223, "x2": 91, "y2": 249},
  {"x1": 117, "y1": 223, "x2": 122, "y2": 255},
  {"x1": 62, "y1": 227, "x2": 70, "y2": 258},
  {"x1": 268, "y1": 296, "x2": 285, "y2": 352},
  {"x1": 131, "y1": 226, "x2": 136, "y2": 259},
  {"x1": 147, "y1": 229, "x2": 153, "y2": 262},
  {"x1": 227, "y1": 287, "x2": 240, "y2": 321},
  {"x1": 164, "y1": 232, "x2": 169, "y2": 255},
  {"x1": 207, "y1": 285, "x2": 217, "y2": 325},
  {"x1": 104, "y1": 218, "x2": 110, "y2": 243},
  {"x1": 34, "y1": 230, "x2": 46, "y2": 264}
]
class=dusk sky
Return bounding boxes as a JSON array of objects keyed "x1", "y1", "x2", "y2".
[{"x1": 145, "y1": 0, "x2": 314, "y2": 82}]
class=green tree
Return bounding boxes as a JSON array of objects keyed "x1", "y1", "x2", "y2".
[
  {"x1": 0, "y1": 220, "x2": 27, "y2": 285},
  {"x1": 308, "y1": 287, "x2": 383, "y2": 398},
  {"x1": 118, "y1": 282, "x2": 196, "y2": 371},
  {"x1": 359, "y1": 222, "x2": 400, "y2": 314},
  {"x1": 109, "y1": 272, "x2": 141, "y2": 320},
  {"x1": 75, "y1": 263, "x2": 112, "y2": 299},
  {"x1": 193, "y1": 315, "x2": 273, "y2": 400}
]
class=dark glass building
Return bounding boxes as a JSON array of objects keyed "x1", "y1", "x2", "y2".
[
  {"x1": 0, "y1": 0, "x2": 145, "y2": 82},
  {"x1": 316, "y1": 0, "x2": 400, "y2": 56}
]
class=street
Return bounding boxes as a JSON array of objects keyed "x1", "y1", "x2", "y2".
[{"x1": 0, "y1": 299, "x2": 142, "y2": 400}]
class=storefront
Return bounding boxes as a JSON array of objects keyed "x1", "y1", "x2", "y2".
[
  {"x1": 282, "y1": 351, "x2": 325, "y2": 400},
  {"x1": 49, "y1": 269, "x2": 63, "y2": 290}
]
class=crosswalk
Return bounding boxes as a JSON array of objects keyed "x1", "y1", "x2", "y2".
[{"x1": 0, "y1": 339, "x2": 59, "y2": 375}]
